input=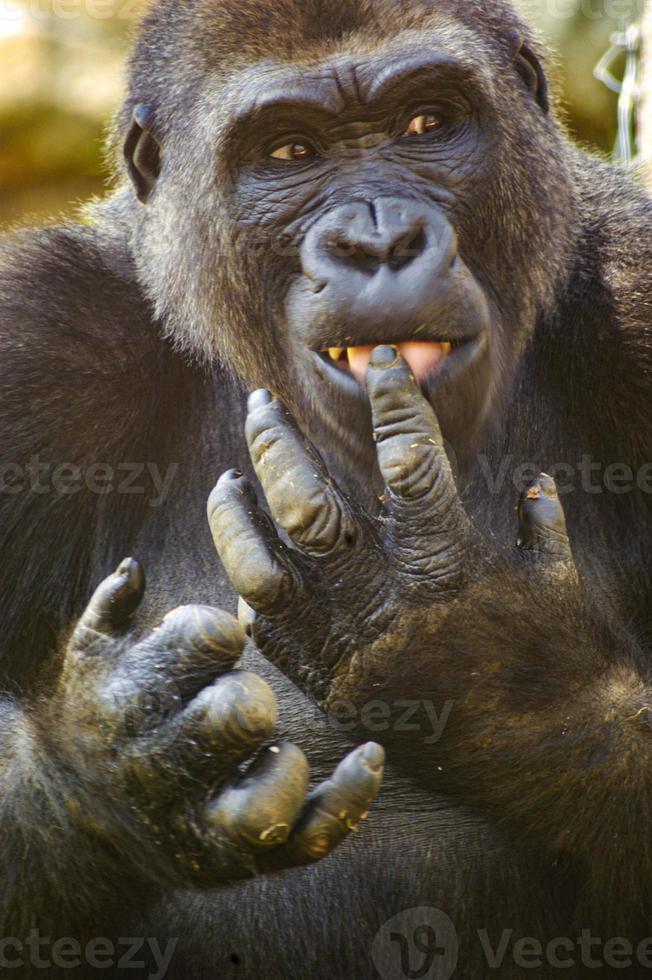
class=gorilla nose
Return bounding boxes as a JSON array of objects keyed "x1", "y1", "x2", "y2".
[
  {"x1": 297, "y1": 199, "x2": 464, "y2": 337},
  {"x1": 308, "y1": 199, "x2": 444, "y2": 276},
  {"x1": 322, "y1": 209, "x2": 428, "y2": 274}
]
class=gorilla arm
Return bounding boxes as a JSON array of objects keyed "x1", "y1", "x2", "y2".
[
  {"x1": 0, "y1": 226, "x2": 383, "y2": 939},
  {"x1": 0, "y1": 568, "x2": 384, "y2": 939},
  {"x1": 210, "y1": 345, "x2": 652, "y2": 900}
]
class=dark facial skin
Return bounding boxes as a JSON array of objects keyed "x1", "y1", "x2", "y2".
[
  {"x1": 128, "y1": 24, "x2": 572, "y2": 483},
  {"x1": 224, "y1": 44, "x2": 506, "y2": 456}
]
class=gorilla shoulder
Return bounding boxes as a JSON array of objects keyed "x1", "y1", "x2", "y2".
[{"x1": 0, "y1": 210, "x2": 156, "y2": 366}]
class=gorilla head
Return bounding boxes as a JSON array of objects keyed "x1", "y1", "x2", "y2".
[{"x1": 119, "y1": 0, "x2": 576, "y2": 465}]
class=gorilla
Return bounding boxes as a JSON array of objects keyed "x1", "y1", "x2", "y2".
[{"x1": 1, "y1": 0, "x2": 652, "y2": 977}]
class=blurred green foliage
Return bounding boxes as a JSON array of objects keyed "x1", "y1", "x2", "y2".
[
  {"x1": 0, "y1": 104, "x2": 108, "y2": 222},
  {"x1": 0, "y1": 0, "x2": 644, "y2": 226}
]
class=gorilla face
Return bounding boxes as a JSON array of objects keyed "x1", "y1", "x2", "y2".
[
  {"x1": 125, "y1": 11, "x2": 576, "y2": 469},
  {"x1": 267, "y1": 46, "x2": 497, "y2": 453}
]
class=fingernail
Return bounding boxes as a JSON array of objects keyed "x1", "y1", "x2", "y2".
[
  {"x1": 238, "y1": 597, "x2": 258, "y2": 635},
  {"x1": 369, "y1": 345, "x2": 400, "y2": 370},
  {"x1": 360, "y1": 742, "x2": 385, "y2": 772},
  {"x1": 248, "y1": 389, "x2": 273, "y2": 412},
  {"x1": 219, "y1": 468, "x2": 243, "y2": 483},
  {"x1": 116, "y1": 557, "x2": 144, "y2": 589},
  {"x1": 537, "y1": 473, "x2": 558, "y2": 498},
  {"x1": 306, "y1": 834, "x2": 332, "y2": 858}
]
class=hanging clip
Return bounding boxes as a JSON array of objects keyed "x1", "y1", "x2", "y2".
[{"x1": 594, "y1": 22, "x2": 641, "y2": 165}]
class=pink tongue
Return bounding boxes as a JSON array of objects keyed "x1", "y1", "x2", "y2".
[{"x1": 347, "y1": 342, "x2": 448, "y2": 386}]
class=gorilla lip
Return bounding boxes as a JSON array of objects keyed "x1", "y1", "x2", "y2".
[{"x1": 321, "y1": 339, "x2": 468, "y2": 386}]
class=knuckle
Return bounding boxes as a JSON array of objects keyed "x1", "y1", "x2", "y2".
[
  {"x1": 238, "y1": 557, "x2": 292, "y2": 612},
  {"x1": 207, "y1": 477, "x2": 253, "y2": 527},
  {"x1": 222, "y1": 803, "x2": 292, "y2": 849},
  {"x1": 245, "y1": 406, "x2": 286, "y2": 462},
  {"x1": 299, "y1": 830, "x2": 338, "y2": 860},
  {"x1": 208, "y1": 800, "x2": 291, "y2": 852},
  {"x1": 278, "y1": 485, "x2": 355, "y2": 555},
  {"x1": 380, "y1": 442, "x2": 438, "y2": 499},
  {"x1": 96, "y1": 674, "x2": 136, "y2": 726},
  {"x1": 397, "y1": 533, "x2": 467, "y2": 593},
  {"x1": 375, "y1": 396, "x2": 424, "y2": 431},
  {"x1": 104, "y1": 674, "x2": 177, "y2": 727},
  {"x1": 71, "y1": 622, "x2": 110, "y2": 657},
  {"x1": 195, "y1": 671, "x2": 278, "y2": 744},
  {"x1": 161, "y1": 604, "x2": 245, "y2": 655},
  {"x1": 211, "y1": 742, "x2": 307, "y2": 849},
  {"x1": 370, "y1": 359, "x2": 413, "y2": 395}
]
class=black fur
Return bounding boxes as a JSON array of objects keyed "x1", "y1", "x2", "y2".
[{"x1": 1, "y1": 0, "x2": 652, "y2": 977}]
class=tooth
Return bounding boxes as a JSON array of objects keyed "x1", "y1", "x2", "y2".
[
  {"x1": 442, "y1": 342, "x2": 452, "y2": 354},
  {"x1": 347, "y1": 346, "x2": 375, "y2": 386},
  {"x1": 328, "y1": 347, "x2": 345, "y2": 361}
]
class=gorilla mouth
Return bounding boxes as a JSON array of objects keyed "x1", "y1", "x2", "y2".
[{"x1": 320, "y1": 339, "x2": 471, "y2": 386}]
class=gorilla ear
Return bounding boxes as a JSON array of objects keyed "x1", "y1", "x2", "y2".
[
  {"x1": 124, "y1": 105, "x2": 162, "y2": 204},
  {"x1": 515, "y1": 44, "x2": 550, "y2": 114}
]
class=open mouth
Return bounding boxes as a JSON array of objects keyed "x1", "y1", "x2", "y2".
[{"x1": 318, "y1": 338, "x2": 477, "y2": 387}]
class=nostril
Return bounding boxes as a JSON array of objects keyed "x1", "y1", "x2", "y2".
[
  {"x1": 388, "y1": 226, "x2": 427, "y2": 271},
  {"x1": 325, "y1": 233, "x2": 381, "y2": 274},
  {"x1": 320, "y1": 223, "x2": 428, "y2": 275}
]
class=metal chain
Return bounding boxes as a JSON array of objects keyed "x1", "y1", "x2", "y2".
[{"x1": 594, "y1": 22, "x2": 641, "y2": 164}]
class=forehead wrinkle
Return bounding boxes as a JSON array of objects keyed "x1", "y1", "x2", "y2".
[
  {"x1": 220, "y1": 62, "x2": 348, "y2": 124},
  {"x1": 208, "y1": 21, "x2": 490, "y2": 127},
  {"x1": 357, "y1": 28, "x2": 489, "y2": 100},
  {"x1": 366, "y1": 53, "x2": 481, "y2": 102},
  {"x1": 306, "y1": 21, "x2": 489, "y2": 99}
]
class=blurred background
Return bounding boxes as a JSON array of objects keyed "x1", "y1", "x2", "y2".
[{"x1": 0, "y1": 0, "x2": 647, "y2": 227}]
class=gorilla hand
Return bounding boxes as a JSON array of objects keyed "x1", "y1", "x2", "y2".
[
  {"x1": 40, "y1": 561, "x2": 384, "y2": 893},
  {"x1": 209, "y1": 347, "x2": 652, "y2": 872},
  {"x1": 209, "y1": 345, "x2": 581, "y2": 718},
  {"x1": 208, "y1": 344, "x2": 491, "y2": 708}
]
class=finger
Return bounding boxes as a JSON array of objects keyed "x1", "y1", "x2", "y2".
[
  {"x1": 208, "y1": 469, "x2": 309, "y2": 615},
  {"x1": 123, "y1": 605, "x2": 246, "y2": 703},
  {"x1": 136, "y1": 670, "x2": 278, "y2": 786},
  {"x1": 516, "y1": 473, "x2": 573, "y2": 562},
  {"x1": 207, "y1": 743, "x2": 309, "y2": 850},
  {"x1": 259, "y1": 742, "x2": 384, "y2": 871},
  {"x1": 366, "y1": 347, "x2": 471, "y2": 584},
  {"x1": 72, "y1": 557, "x2": 145, "y2": 648},
  {"x1": 245, "y1": 390, "x2": 360, "y2": 559},
  {"x1": 105, "y1": 608, "x2": 246, "y2": 734},
  {"x1": 237, "y1": 597, "x2": 258, "y2": 637}
]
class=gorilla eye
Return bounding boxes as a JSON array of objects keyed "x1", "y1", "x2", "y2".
[
  {"x1": 270, "y1": 141, "x2": 317, "y2": 162},
  {"x1": 403, "y1": 113, "x2": 442, "y2": 137}
]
